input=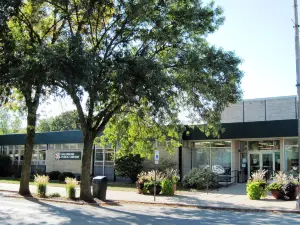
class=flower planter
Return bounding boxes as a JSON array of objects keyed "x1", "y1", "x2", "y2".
[
  {"x1": 270, "y1": 190, "x2": 281, "y2": 199},
  {"x1": 173, "y1": 183, "x2": 177, "y2": 193},
  {"x1": 294, "y1": 186, "x2": 299, "y2": 199},
  {"x1": 148, "y1": 185, "x2": 162, "y2": 195},
  {"x1": 136, "y1": 181, "x2": 144, "y2": 194}
]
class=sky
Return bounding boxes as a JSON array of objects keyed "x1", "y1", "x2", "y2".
[
  {"x1": 207, "y1": 0, "x2": 297, "y2": 100},
  {"x1": 39, "y1": 0, "x2": 298, "y2": 119}
]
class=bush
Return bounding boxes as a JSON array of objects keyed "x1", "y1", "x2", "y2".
[
  {"x1": 48, "y1": 171, "x2": 61, "y2": 180},
  {"x1": 157, "y1": 158, "x2": 177, "y2": 172},
  {"x1": 49, "y1": 193, "x2": 61, "y2": 198},
  {"x1": 115, "y1": 154, "x2": 144, "y2": 183},
  {"x1": 0, "y1": 155, "x2": 13, "y2": 177},
  {"x1": 162, "y1": 179, "x2": 174, "y2": 196},
  {"x1": 34, "y1": 175, "x2": 49, "y2": 198},
  {"x1": 65, "y1": 177, "x2": 77, "y2": 199},
  {"x1": 246, "y1": 181, "x2": 267, "y2": 200},
  {"x1": 182, "y1": 167, "x2": 218, "y2": 190},
  {"x1": 58, "y1": 172, "x2": 75, "y2": 182},
  {"x1": 267, "y1": 182, "x2": 282, "y2": 191}
]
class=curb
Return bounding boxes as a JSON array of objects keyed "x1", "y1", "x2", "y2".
[{"x1": 1, "y1": 189, "x2": 299, "y2": 214}]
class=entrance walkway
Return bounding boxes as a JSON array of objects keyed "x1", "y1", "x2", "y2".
[{"x1": 0, "y1": 183, "x2": 298, "y2": 212}]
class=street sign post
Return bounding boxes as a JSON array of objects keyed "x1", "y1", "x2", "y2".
[{"x1": 154, "y1": 150, "x2": 159, "y2": 201}]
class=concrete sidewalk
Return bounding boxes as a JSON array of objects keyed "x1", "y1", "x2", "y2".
[{"x1": 0, "y1": 183, "x2": 299, "y2": 212}]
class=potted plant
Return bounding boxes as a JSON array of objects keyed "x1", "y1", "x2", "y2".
[
  {"x1": 268, "y1": 171, "x2": 299, "y2": 200},
  {"x1": 267, "y1": 182, "x2": 282, "y2": 199},
  {"x1": 144, "y1": 180, "x2": 162, "y2": 195},
  {"x1": 136, "y1": 172, "x2": 148, "y2": 194},
  {"x1": 65, "y1": 177, "x2": 77, "y2": 199},
  {"x1": 165, "y1": 168, "x2": 179, "y2": 193},
  {"x1": 246, "y1": 170, "x2": 267, "y2": 200},
  {"x1": 141, "y1": 170, "x2": 165, "y2": 195},
  {"x1": 34, "y1": 174, "x2": 49, "y2": 198}
]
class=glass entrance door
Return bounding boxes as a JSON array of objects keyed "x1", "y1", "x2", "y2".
[
  {"x1": 262, "y1": 153, "x2": 273, "y2": 179},
  {"x1": 249, "y1": 153, "x2": 260, "y2": 175},
  {"x1": 248, "y1": 152, "x2": 276, "y2": 178}
]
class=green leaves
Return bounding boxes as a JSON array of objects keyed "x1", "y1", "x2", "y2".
[
  {"x1": 97, "y1": 104, "x2": 182, "y2": 158},
  {"x1": 37, "y1": 110, "x2": 81, "y2": 132}
]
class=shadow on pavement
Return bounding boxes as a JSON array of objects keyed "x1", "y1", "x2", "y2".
[{"x1": 0, "y1": 196, "x2": 299, "y2": 225}]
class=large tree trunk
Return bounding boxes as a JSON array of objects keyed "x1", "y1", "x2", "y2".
[
  {"x1": 80, "y1": 130, "x2": 96, "y2": 202},
  {"x1": 19, "y1": 104, "x2": 37, "y2": 196}
]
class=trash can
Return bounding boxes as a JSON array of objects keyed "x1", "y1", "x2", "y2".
[
  {"x1": 92, "y1": 176, "x2": 108, "y2": 200},
  {"x1": 238, "y1": 171, "x2": 246, "y2": 183}
]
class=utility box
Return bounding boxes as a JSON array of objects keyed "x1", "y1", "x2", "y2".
[{"x1": 92, "y1": 176, "x2": 108, "y2": 201}]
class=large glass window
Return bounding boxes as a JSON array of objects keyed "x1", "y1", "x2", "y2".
[
  {"x1": 32, "y1": 145, "x2": 38, "y2": 160},
  {"x1": 249, "y1": 140, "x2": 280, "y2": 151},
  {"x1": 15, "y1": 145, "x2": 25, "y2": 161},
  {"x1": 39, "y1": 149, "x2": 46, "y2": 160},
  {"x1": 95, "y1": 149, "x2": 103, "y2": 161},
  {"x1": 284, "y1": 138, "x2": 299, "y2": 173},
  {"x1": 193, "y1": 141, "x2": 231, "y2": 175},
  {"x1": 95, "y1": 149, "x2": 114, "y2": 162}
]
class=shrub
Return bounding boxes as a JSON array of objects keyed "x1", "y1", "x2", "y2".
[
  {"x1": 162, "y1": 179, "x2": 174, "y2": 196},
  {"x1": 0, "y1": 155, "x2": 13, "y2": 177},
  {"x1": 246, "y1": 181, "x2": 266, "y2": 200},
  {"x1": 249, "y1": 170, "x2": 267, "y2": 183},
  {"x1": 157, "y1": 158, "x2": 177, "y2": 172},
  {"x1": 267, "y1": 182, "x2": 282, "y2": 191},
  {"x1": 115, "y1": 154, "x2": 144, "y2": 183},
  {"x1": 34, "y1": 175, "x2": 49, "y2": 198},
  {"x1": 144, "y1": 180, "x2": 161, "y2": 194},
  {"x1": 49, "y1": 193, "x2": 61, "y2": 198},
  {"x1": 65, "y1": 177, "x2": 77, "y2": 199},
  {"x1": 247, "y1": 170, "x2": 267, "y2": 200},
  {"x1": 58, "y1": 172, "x2": 75, "y2": 182},
  {"x1": 182, "y1": 167, "x2": 218, "y2": 190},
  {"x1": 48, "y1": 171, "x2": 61, "y2": 180},
  {"x1": 165, "y1": 168, "x2": 179, "y2": 183}
]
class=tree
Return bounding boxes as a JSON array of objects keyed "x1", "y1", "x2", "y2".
[
  {"x1": 0, "y1": 108, "x2": 24, "y2": 134},
  {"x1": 115, "y1": 154, "x2": 144, "y2": 183},
  {"x1": 37, "y1": 110, "x2": 80, "y2": 132},
  {"x1": 0, "y1": 0, "x2": 71, "y2": 196},
  {"x1": 99, "y1": 104, "x2": 182, "y2": 159},
  {"x1": 44, "y1": 0, "x2": 243, "y2": 201}
]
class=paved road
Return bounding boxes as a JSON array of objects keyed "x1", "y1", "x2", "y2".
[{"x1": 0, "y1": 195, "x2": 299, "y2": 225}]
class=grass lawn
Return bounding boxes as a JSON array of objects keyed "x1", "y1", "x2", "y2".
[
  {"x1": 0, "y1": 177, "x2": 137, "y2": 191},
  {"x1": 0, "y1": 177, "x2": 196, "y2": 192}
]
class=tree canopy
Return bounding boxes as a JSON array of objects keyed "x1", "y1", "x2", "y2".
[
  {"x1": 37, "y1": 110, "x2": 80, "y2": 132},
  {"x1": 0, "y1": 0, "x2": 77, "y2": 196},
  {"x1": 1, "y1": 0, "x2": 243, "y2": 201},
  {"x1": 42, "y1": 0, "x2": 243, "y2": 201}
]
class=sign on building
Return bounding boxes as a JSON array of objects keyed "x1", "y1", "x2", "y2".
[{"x1": 55, "y1": 152, "x2": 81, "y2": 160}]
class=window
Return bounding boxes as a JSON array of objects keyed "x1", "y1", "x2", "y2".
[
  {"x1": 38, "y1": 144, "x2": 47, "y2": 150},
  {"x1": 284, "y1": 138, "x2": 299, "y2": 172},
  {"x1": 32, "y1": 146, "x2": 38, "y2": 161},
  {"x1": 248, "y1": 140, "x2": 280, "y2": 151},
  {"x1": 69, "y1": 144, "x2": 78, "y2": 149},
  {"x1": 48, "y1": 144, "x2": 55, "y2": 150},
  {"x1": 95, "y1": 149, "x2": 114, "y2": 162},
  {"x1": 20, "y1": 149, "x2": 24, "y2": 161},
  {"x1": 95, "y1": 149, "x2": 103, "y2": 161},
  {"x1": 62, "y1": 144, "x2": 70, "y2": 149},
  {"x1": 193, "y1": 141, "x2": 232, "y2": 175},
  {"x1": 39, "y1": 149, "x2": 46, "y2": 160}
]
